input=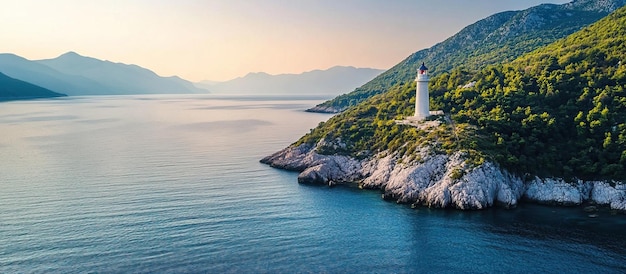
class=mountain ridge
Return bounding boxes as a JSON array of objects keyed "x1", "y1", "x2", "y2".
[
  {"x1": 36, "y1": 52, "x2": 208, "y2": 95},
  {"x1": 308, "y1": 0, "x2": 626, "y2": 113},
  {"x1": 0, "y1": 52, "x2": 207, "y2": 96},
  {"x1": 0, "y1": 53, "x2": 108, "y2": 96},
  {"x1": 197, "y1": 66, "x2": 383, "y2": 96}
]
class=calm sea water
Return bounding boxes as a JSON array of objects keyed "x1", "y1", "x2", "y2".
[{"x1": 1, "y1": 95, "x2": 625, "y2": 273}]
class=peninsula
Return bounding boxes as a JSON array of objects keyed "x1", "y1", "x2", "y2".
[{"x1": 262, "y1": 3, "x2": 626, "y2": 211}]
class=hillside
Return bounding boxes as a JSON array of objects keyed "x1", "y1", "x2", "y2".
[
  {"x1": 198, "y1": 66, "x2": 383, "y2": 96},
  {"x1": 261, "y1": 5, "x2": 626, "y2": 210},
  {"x1": 0, "y1": 52, "x2": 207, "y2": 96},
  {"x1": 0, "y1": 72, "x2": 66, "y2": 101},
  {"x1": 308, "y1": 0, "x2": 626, "y2": 113}
]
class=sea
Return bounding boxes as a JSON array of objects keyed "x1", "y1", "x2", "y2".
[{"x1": 1, "y1": 95, "x2": 625, "y2": 273}]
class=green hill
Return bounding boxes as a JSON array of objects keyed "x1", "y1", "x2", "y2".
[
  {"x1": 308, "y1": 0, "x2": 626, "y2": 113},
  {"x1": 295, "y1": 5, "x2": 626, "y2": 181},
  {"x1": 0, "y1": 72, "x2": 66, "y2": 101}
]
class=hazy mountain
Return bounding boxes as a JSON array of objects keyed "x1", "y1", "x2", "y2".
[
  {"x1": 0, "y1": 52, "x2": 206, "y2": 96},
  {"x1": 0, "y1": 53, "x2": 107, "y2": 96},
  {"x1": 35, "y1": 52, "x2": 207, "y2": 95},
  {"x1": 197, "y1": 66, "x2": 383, "y2": 96},
  {"x1": 0, "y1": 72, "x2": 66, "y2": 101},
  {"x1": 308, "y1": 0, "x2": 626, "y2": 113}
]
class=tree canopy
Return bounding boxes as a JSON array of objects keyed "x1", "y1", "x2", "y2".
[
  {"x1": 310, "y1": 2, "x2": 620, "y2": 113},
  {"x1": 296, "y1": 5, "x2": 626, "y2": 181}
]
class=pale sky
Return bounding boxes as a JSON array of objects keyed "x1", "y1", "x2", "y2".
[{"x1": 1, "y1": 0, "x2": 570, "y2": 82}]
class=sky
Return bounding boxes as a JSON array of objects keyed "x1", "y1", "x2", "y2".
[{"x1": 1, "y1": 0, "x2": 571, "y2": 82}]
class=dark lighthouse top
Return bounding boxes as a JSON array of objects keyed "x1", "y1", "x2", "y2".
[{"x1": 419, "y1": 62, "x2": 428, "y2": 74}]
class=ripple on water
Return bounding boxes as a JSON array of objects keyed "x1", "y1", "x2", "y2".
[{"x1": 1, "y1": 96, "x2": 624, "y2": 273}]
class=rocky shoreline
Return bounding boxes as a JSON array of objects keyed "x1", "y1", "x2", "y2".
[
  {"x1": 305, "y1": 105, "x2": 344, "y2": 114},
  {"x1": 261, "y1": 141, "x2": 626, "y2": 211}
]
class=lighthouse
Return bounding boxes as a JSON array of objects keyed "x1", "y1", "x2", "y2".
[{"x1": 414, "y1": 62, "x2": 430, "y2": 119}]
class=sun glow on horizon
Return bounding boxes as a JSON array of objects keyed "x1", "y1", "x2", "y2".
[{"x1": 0, "y1": 0, "x2": 570, "y2": 82}]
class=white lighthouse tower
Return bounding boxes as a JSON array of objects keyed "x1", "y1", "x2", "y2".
[{"x1": 414, "y1": 62, "x2": 430, "y2": 119}]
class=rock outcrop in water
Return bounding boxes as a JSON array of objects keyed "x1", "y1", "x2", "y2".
[{"x1": 261, "y1": 142, "x2": 626, "y2": 211}]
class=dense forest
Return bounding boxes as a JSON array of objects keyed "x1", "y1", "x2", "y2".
[
  {"x1": 296, "y1": 5, "x2": 626, "y2": 181},
  {"x1": 309, "y1": 0, "x2": 625, "y2": 113}
]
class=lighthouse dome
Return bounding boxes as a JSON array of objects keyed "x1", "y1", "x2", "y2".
[{"x1": 418, "y1": 62, "x2": 428, "y2": 76}]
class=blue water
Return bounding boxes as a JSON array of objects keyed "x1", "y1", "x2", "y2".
[{"x1": 1, "y1": 95, "x2": 625, "y2": 273}]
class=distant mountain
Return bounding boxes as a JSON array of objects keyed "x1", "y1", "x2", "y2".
[
  {"x1": 0, "y1": 53, "x2": 107, "y2": 96},
  {"x1": 197, "y1": 80, "x2": 220, "y2": 86},
  {"x1": 36, "y1": 52, "x2": 207, "y2": 95},
  {"x1": 0, "y1": 52, "x2": 207, "y2": 96},
  {"x1": 197, "y1": 66, "x2": 383, "y2": 96},
  {"x1": 0, "y1": 72, "x2": 66, "y2": 101},
  {"x1": 565, "y1": 0, "x2": 626, "y2": 11},
  {"x1": 308, "y1": 0, "x2": 626, "y2": 113}
]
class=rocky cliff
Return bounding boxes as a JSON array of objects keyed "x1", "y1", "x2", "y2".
[{"x1": 261, "y1": 140, "x2": 626, "y2": 211}]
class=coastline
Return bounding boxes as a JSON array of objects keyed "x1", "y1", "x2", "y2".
[
  {"x1": 305, "y1": 105, "x2": 344, "y2": 114},
  {"x1": 261, "y1": 142, "x2": 626, "y2": 212},
  {"x1": 0, "y1": 94, "x2": 67, "y2": 102}
]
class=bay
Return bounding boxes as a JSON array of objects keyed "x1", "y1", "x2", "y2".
[{"x1": 0, "y1": 95, "x2": 624, "y2": 273}]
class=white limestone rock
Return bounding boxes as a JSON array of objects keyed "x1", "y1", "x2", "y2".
[
  {"x1": 261, "y1": 141, "x2": 361, "y2": 185},
  {"x1": 363, "y1": 150, "x2": 524, "y2": 209},
  {"x1": 360, "y1": 154, "x2": 396, "y2": 188},
  {"x1": 590, "y1": 181, "x2": 626, "y2": 211},
  {"x1": 523, "y1": 178, "x2": 590, "y2": 205},
  {"x1": 261, "y1": 142, "x2": 624, "y2": 211},
  {"x1": 297, "y1": 155, "x2": 362, "y2": 185},
  {"x1": 384, "y1": 154, "x2": 448, "y2": 203},
  {"x1": 410, "y1": 152, "x2": 524, "y2": 209},
  {"x1": 448, "y1": 161, "x2": 524, "y2": 209},
  {"x1": 260, "y1": 143, "x2": 318, "y2": 171}
]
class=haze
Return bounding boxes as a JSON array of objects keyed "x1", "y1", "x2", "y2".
[{"x1": 1, "y1": 0, "x2": 570, "y2": 82}]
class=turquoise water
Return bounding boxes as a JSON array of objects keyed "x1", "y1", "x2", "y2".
[{"x1": 1, "y1": 95, "x2": 624, "y2": 273}]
